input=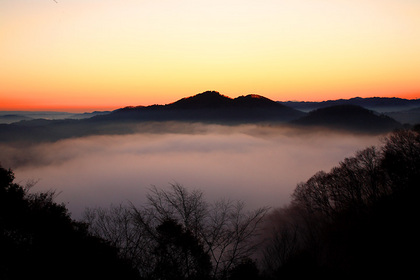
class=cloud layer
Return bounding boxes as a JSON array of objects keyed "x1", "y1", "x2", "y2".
[{"x1": 1, "y1": 123, "x2": 382, "y2": 218}]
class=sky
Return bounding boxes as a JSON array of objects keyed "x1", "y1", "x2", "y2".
[{"x1": 1, "y1": 0, "x2": 420, "y2": 111}]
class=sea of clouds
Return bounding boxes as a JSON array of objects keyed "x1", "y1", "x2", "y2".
[{"x1": 1, "y1": 123, "x2": 383, "y2": 218}]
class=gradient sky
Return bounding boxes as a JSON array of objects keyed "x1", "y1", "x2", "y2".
[{"x1": 1, "y1": 0, "x2": 419, "y2": 111}]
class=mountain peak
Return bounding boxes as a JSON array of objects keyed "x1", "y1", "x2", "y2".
[
  {"x1": 168, "y1": 91, "x2": 233, "y2": 109},
  {"x1": 234, "y1": 94, "x2": 280, "y2": 108},
  {"x1": 197, "y1": 90, "x2": 223, "y2": 96},
  {"x1": 245, "y1": 94, "x2": 266, "y2": 99},
  {"x1": 188, "y1": 90, "x2": 232, "y2": 101}
]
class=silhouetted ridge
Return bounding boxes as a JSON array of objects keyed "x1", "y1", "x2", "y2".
[
  {"x1": 100, "y1": 91, "x2": 305, "y2": 123},
  {"x1": 293, "y1": 105, "x2": 402, "y2": 133},
  {"x1": 385, "y1": 107, "x2": 420, "y2": 125},
  {"x1": 280, "y1": 97, "x2": 420, "y2": 112},
  {"x1": 234, "y1": 94, "x2": 281, "y2": 108},
  {"x1": 168, "y1": 91, "x2": 233, "y2": 109},
  {"x1": 167, "y1": 91, "x2": 283, "y2": 109}
]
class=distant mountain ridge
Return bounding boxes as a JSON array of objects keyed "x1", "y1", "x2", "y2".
[
  {"x1": 279, "y1": 97, "x2": 420, "y2": 113},
  {"x1": 0, "y1": 92, "x2": 415, "y2": 143},
  {"x1": 0, "y1": 111, "x2": 110, "y2": 124},
  {"x1": 98, "y1": 91, "x2": 305, "y2": 123},
  {"x1": 386, "y1": 107, "x2": 420, "y2": 125}
]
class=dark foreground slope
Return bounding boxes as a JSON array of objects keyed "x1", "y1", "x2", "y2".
[
  {"x1": 292, "y1": 105, "x2": 402, "y2": 133},
  {"x1": 262, "y1": 128, "x2": 420, "y2": 279},
  {"x1": 0, "y1": 166, "x2": 139, "y2": 280}
]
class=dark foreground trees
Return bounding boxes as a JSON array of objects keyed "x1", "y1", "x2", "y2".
[
  {"x1": 84, "y1": 184, "x2": 269, "y2": 280},
  {"x1": 261, "y1": 128, "x2": 420, "y2": 279},
  {"x1": 0, "y1": 166, "x2": 139, "y2": 280}
]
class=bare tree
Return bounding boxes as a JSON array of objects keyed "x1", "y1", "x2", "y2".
[
  {"x1": 84, "y1": 183, "x2": 268, "y2": 279},
  {"x1": 203, "y1": 199, "x2": 268, "y2": 279},
  {"x1": 292, "y1": 171, "x2": 336, "y2": 219},
  {"x1": 83, "y1": 204, "x2": 151, "y2": 271},
  {"x1": 382, "y1": 129, "x2": 420, "y2": 192},
  {"x1": 292, "y1": 145, "x2": 393, "y2": 219},
  {"x1": 261, "y1": 207, "x2": 301, "y2": 275},
  {"x1": 144, "y1": 184, "x2": 208, "y2": 238}
]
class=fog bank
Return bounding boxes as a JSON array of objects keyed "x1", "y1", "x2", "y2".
[{"x1": 1, "y1": 124, "x2": 383, "y2": 218}]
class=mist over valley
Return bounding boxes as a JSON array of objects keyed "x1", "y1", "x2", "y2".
[{"x1": 2, "y1": 122, "x2": 382, "y2": 219}]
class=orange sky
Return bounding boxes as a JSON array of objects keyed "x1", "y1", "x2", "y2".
[{"x1": 1, "y1": 0, "x2": 419, "y2": 112}]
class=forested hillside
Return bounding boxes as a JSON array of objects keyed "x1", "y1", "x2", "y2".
[{"x1": 262, "y1": 126, "x2": 420, "y2": 278}]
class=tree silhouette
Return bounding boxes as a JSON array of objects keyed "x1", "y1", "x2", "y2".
[
  {"x1": 85, "y1": 184, "x2": 268, "y2": 279},
  {"x1": 382, "y1": 129, "x2": 420, "y2": 193},
  {"x1": 0, "y1": 165, "x2": 139, "y2": 280},
  {"x1": 152, "y1": 219, "x2": 212, "y2": 280},
  {"x1": 228, "y1": 258, "x2": 260, "y2": 280},
  {"x1": 262, "y1": 128, "x2": 420, "y2": 279}
]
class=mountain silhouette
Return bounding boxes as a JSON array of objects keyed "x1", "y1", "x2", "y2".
[
  {"x1": 292, "y1": 105, "x2": 402, "y2": 133},
  {"x1": 0, "y1": 111, "x2": 111, "y2": 124},
  {"x1": 384, "y1": 107, "x2": 420, "y2": 125},
  {"x1": 0, "y1": 93, "x2": 407, "y2": 143},
  {"x1": 280, "y1": 97, "x2": 420, "y2": 113},
  {"x1": 167, "y1": 91, "x2": 234, "y2": 109},
  {"x1": 97, "y1": 91, "x2": 305, "y2": 123},
  {"x1": 167, "y1": 91, "x2": 283, "y2": 110},
  {"x1": 0, "y1": 114, "x2": 33, "y2": 124}
]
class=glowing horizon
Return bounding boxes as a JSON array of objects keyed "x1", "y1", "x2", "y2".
[{"x1": 1, "y1": 0, "x2": 419, "y2": 112}]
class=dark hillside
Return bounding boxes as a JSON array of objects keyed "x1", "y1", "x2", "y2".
[
  {"x1": 385, "y1": 107, "x2": 420, "y2": 125},
  {"x1": 262, "y1": 128, "x2": 420, "y2": 279},
  {"x1": 280, "y1": 97, "x2": 420, "y2": 112},
  {"x1": 292, "y1": 105, "x2": 401, "y2": 133},
  {"x1": 97, "y1": 91, "x2": 305, "y2": 123},
  {"x1": 167, "y1": 91, "x2": 234, "y2": 109},
  {"x1": 0, "y1": 166, "x2": 140, "y2": 280}
]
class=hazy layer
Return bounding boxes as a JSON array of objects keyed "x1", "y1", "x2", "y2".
[{"x1": 1, "y1": 123, "x2": 382, "y2": 218}]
